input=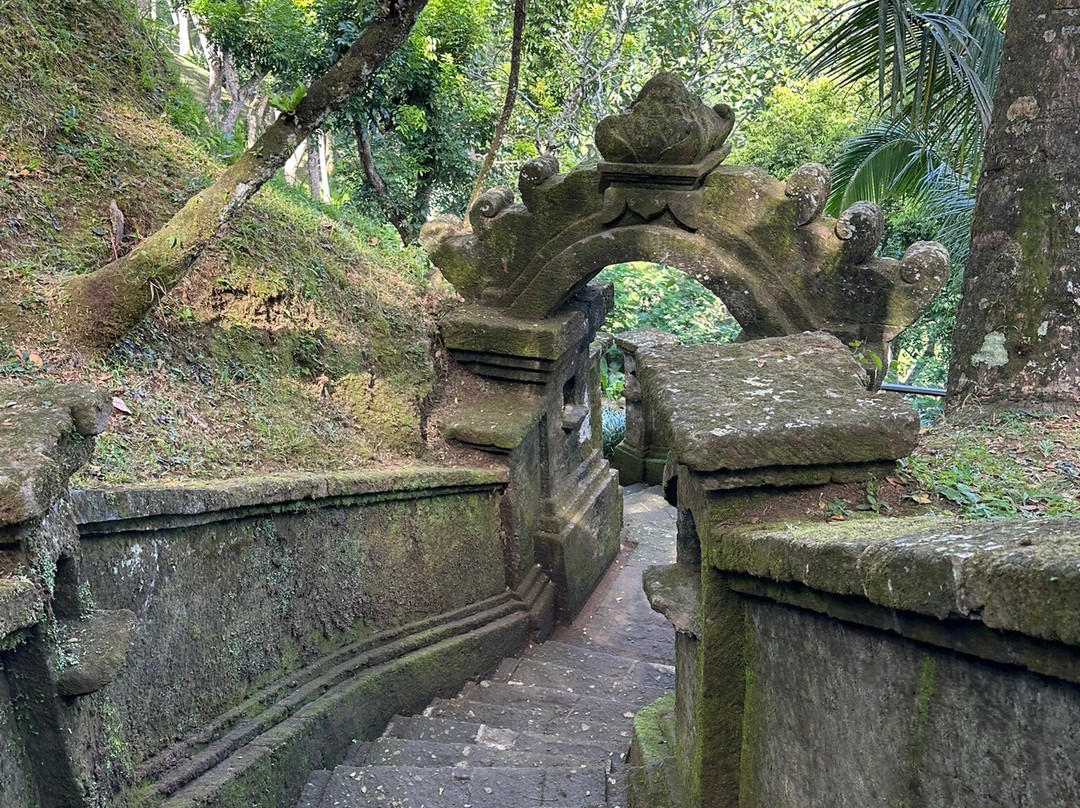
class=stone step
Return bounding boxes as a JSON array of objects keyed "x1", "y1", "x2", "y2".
[
  {"x1": 494, "y1": 657, "x2": 673, "y2": 705},
  {"x1": 318, "y1": 764, "x2": 607, "y2": 807},
  {"x1": 460, "y1": 681, "x2": 644, "y2": 728},
  {"x1": 421, "y1": 697, "x2": 633, "y2": 757},
  {"x1": 365, "y1": 737, "x2": 605, "y2": 770},
  {"x1": 383, "y1": 713, "x2": 623, "y2": 757},
  {"x1": 425, "y1": 696, "x2": 562, "y2": 734},
  {"x1": 522, "y1": 639, "x2": 644, "y2": 674},
  {"x1": 295, "y1": 769, "x2": 331, "y2": 808}
]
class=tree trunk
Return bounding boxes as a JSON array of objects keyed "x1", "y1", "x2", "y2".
[
  {"x1": 306, "y1": 142, "x2": 321, "y2": 200},
  {"x1": 195, "y1": 21, "x2": 224, "y2": 128},
  {"x1": 284, "y1": 138, "x2": 309, "y2": 184},
  {"x1": 175, "y1": 9, "x2": 192, "y2": 56},
  {"x1": 246, "y1": 92, "x2": 270, "y2": 148},
  {"x1": 319, "y1": 131, "x2": 333, "y2": 203},
  {"x1": 61, "y1": 0, "x2": 431, "y2": 351},
  {"x1": 355, "y1": 121, "x2": 413, "y2": 244},
  {"x1": 468, "y1": 0, "x2": 527, "y2": 206},
  {"x1": 946, "y1": 0, "x2": 1080, "y2": 414}
]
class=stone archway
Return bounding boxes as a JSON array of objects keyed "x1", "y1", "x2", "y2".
[{"x1": 422, "y1": 72, "x2": 949, "y2": 382}]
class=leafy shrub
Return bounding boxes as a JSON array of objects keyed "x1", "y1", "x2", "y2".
[{"x1": 601, "y1": 406, "x2": 626, "y2": 459}]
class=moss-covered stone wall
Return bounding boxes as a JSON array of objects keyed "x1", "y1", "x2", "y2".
[
  {"x1": 744, "y1": 599, "x2": 1080, "y2": 807},
  {"x1": 72, "y1": 469, "x2": 509, "y2": 767}
]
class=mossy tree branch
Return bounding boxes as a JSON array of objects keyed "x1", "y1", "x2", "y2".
[{"x1": 61, "y1": 0, "x2": 430, "y2": 351}]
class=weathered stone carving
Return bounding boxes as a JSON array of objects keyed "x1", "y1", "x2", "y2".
[{"x1": 422, "y1": 72, "x2": 949, "y2": 385}]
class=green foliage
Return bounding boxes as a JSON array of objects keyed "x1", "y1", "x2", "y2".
[
  {"x1": 598, "y1": 262, "x2": 740, "y2": 344},
  {"x1": 335, "y1": 0, "x2": 496, "y2": 236},
  {"x1": 731, "y1": 79, "x2": 868, "y2": 178},
  {"x1": 901, "y1": 416, "x2": 1080, "y2": 518},
  {"x1": 601, "y1": 406, "x2": 626, "y2": 459},
  {"x1": 599, "y1": 350, "x2": 625, "y2": 399},
  {"x1": 269, "y1": 82, "x2": 308, "y2": 114}
]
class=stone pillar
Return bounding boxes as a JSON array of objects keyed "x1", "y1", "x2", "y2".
[
  {"x1": 433, "y1": 284, "x2": 624, "y2": 621},
  {"x1": 610, "y1": 329, "x2": 678, "y2": 486},
  {"x1": 0, "y1": 383, "x2": 139, "y2": 807},
  {"x1": 627, "y1": 333, "x2": 921, "y2": 808}
]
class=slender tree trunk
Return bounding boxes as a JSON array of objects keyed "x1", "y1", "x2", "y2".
[
  {"x1": 194, "y1": 21, "x2": 224, "y2": 128},
  {"x1": 354, "y1": 121, "x2": 413, "y2": 244},
  {"x1": 246, "y1": 92, "x2": 270, "y2": 148},
  {"x1": 175, "y1": 9, "x2": 192, "y2": 56},
  {"x1": 61, "y1": 0, "x2": 431, "y2": 350},
  {"x1": 946, "y1": 0, "x2": 1080, "y2": 414},
  {"x1": 221, "y1": 71, "x2": 264, "y2": 138},
  {"x1": 468, "y1": 0, "x2": 527, "y2": 205},
  {"x1": 318, "y1": 131, "x2": 333, "y2": 203},
  {"x1": 284, "y1": 138, "x2": 309, "y2": 184},
  {"x1": 135, "y1": 0, "x2": 149, "y2": 15},
  {"x1": 306, "y1": 143, "x2": 321, "y2": 200}
]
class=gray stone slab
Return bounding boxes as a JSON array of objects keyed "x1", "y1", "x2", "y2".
[
  {"x1": 365, "y1": 738, "x2": 598, "y2": 770},
  {"x1": 635, "y1": 332, "x2": 919, "y2": 473},
  {"x1": 713, "y1": 515, "x2": 1080, "y2": 646}
]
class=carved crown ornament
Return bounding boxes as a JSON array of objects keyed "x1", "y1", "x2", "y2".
[{"x1": 420, "y1": 72, "x2": 949, "y2": 386}]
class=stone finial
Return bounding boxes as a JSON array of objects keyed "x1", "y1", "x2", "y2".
[
  {"x1": 785, "y1": 163, "x2": 832, "y2": 226},
  {"x1": 900, "y1": 241, "x2": 950, "y2": 286},
  {"x1": 519, "y1": 154, "x2": 559, "y2": 187},
  {"x1": 835, "y1": 201, "x2": 885, "y2": 264},
  {"x1": 470, "y1": 188, "x2": 515, "y2": 220},
  {"x1": 594, "y1": 72, "x2": 734, "y2": 165}
]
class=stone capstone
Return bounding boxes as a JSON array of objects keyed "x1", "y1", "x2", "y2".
[{"x1": 635, "y1": 332, "x2": 919, "y2": 473}]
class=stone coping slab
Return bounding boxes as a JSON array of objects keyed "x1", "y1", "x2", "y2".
[
  {"x1": 711, "y1": 515, "x2": 1080, "y2": 647},
  {"x1": 441, "y1": 303, "x2": 588, "y2": 360},
  {"x1": 635, "y1": 332, "x2": 919, "y2": 472},
  {"x1": 72, "y1": 466, "x2": 508, "y2": 529}
]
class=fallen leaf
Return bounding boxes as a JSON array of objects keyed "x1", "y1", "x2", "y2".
[
  {"x1": 885, "y1": 476, "x2": 903, "y2": 486},
  {"x1": 27, "y1": 351, "x2": 43, "y2": 367},
  {"x1": 910, "y1": 492, "x2": 932, "y2": 504},
  {"x1": 112, "y1": 396, "x2": 132, "y2": 415}
]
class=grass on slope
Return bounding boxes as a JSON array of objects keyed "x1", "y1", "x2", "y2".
[{"x1": 0, "y1": 0, "x2": 446, "y2": 485}]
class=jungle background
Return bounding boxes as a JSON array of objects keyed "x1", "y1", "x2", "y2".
[{"x1": 2, "y1": 0, "x2": 1077, "y2": 518}]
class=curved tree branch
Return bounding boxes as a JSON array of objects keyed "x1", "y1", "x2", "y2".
[
  {"x1": 61, "y1": 0, "x2": 431, "y2": 351},
  {"x1": 355, "y1": 121, "x2": 413, "y2": 245}
]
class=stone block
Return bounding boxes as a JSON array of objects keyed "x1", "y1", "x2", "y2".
[{"x1": 636, "y1": 332, "x2": 919, "y2": 473}]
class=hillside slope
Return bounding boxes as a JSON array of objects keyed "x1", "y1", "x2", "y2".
[{"x1": 0, "y1": 0, "x2": 447, "y2": 484}]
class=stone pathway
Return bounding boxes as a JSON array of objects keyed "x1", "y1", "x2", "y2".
[{"x1": 297, "y1": 485, "x2": 676, "y2": 808}]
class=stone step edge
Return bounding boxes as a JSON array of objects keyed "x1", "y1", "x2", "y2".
[
  {"x1": 326, "y1": 763, "x2": 611, "y2": 804},
  {"x1": 382, "y1": 713, "x2": 619, "y2": 754},
  {"x1": 521, "y1": 638, "x2": 660, "y2": 671},
  {"x1": 140, "y1": 589, "x2": 522, "y2": 783},
  {"x1": 364, "y1": 736, "x2": 609, "y2": 770},
  {"x1": 157, "y1": 609, "x2": 529, "y2": 803}
]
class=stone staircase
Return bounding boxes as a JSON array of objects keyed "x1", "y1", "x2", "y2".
[{"x1": 296, "y1": 485, "x2": 677, "y2": 808}]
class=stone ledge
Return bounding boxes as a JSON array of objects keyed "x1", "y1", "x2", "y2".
[
  {"x1": 711, "y1": 515, "x2": 1080, "y2": 646},
  {"x1": 72, "y1": 467, "x2": 509, "y2": 534},
  {"x1": 438, "y1": 392, "x2": 545, "y2": 453}
]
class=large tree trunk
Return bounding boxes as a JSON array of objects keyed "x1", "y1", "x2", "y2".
[
  {"x1": 355, "y1": 121, "x2": 413, "y2": 244},
  {"x1": 468, "y1": 0, "x2": 527, "y2": 206},
  {"x1": 194, "y1": 20, "x2": 224, "y2": 128},
  {"x1": 946, "y1": 0, "x2": 1080, "y2": 414},
  {"x1": 61, "y1": 0, "x2": 431, "y2": 351}
]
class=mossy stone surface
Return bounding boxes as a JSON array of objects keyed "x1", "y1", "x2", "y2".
[
  {"x1": 636, "y1": 332, "x2": 919, "y2": 473},
  {"x1": 0, "y1": 383, "x2": 109, "y2": 527},
  {"x1": 713, "y1": 515, "x2": 1080, "y2": 646}
]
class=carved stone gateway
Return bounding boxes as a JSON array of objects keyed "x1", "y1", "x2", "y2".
[{"x1": 423, "y1": 72, "x2": 950, "y2": 384}]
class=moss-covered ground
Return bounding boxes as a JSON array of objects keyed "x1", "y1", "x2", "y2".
[{"x1": 0, "y1": 0, "x2": 449, "y2": 484}]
